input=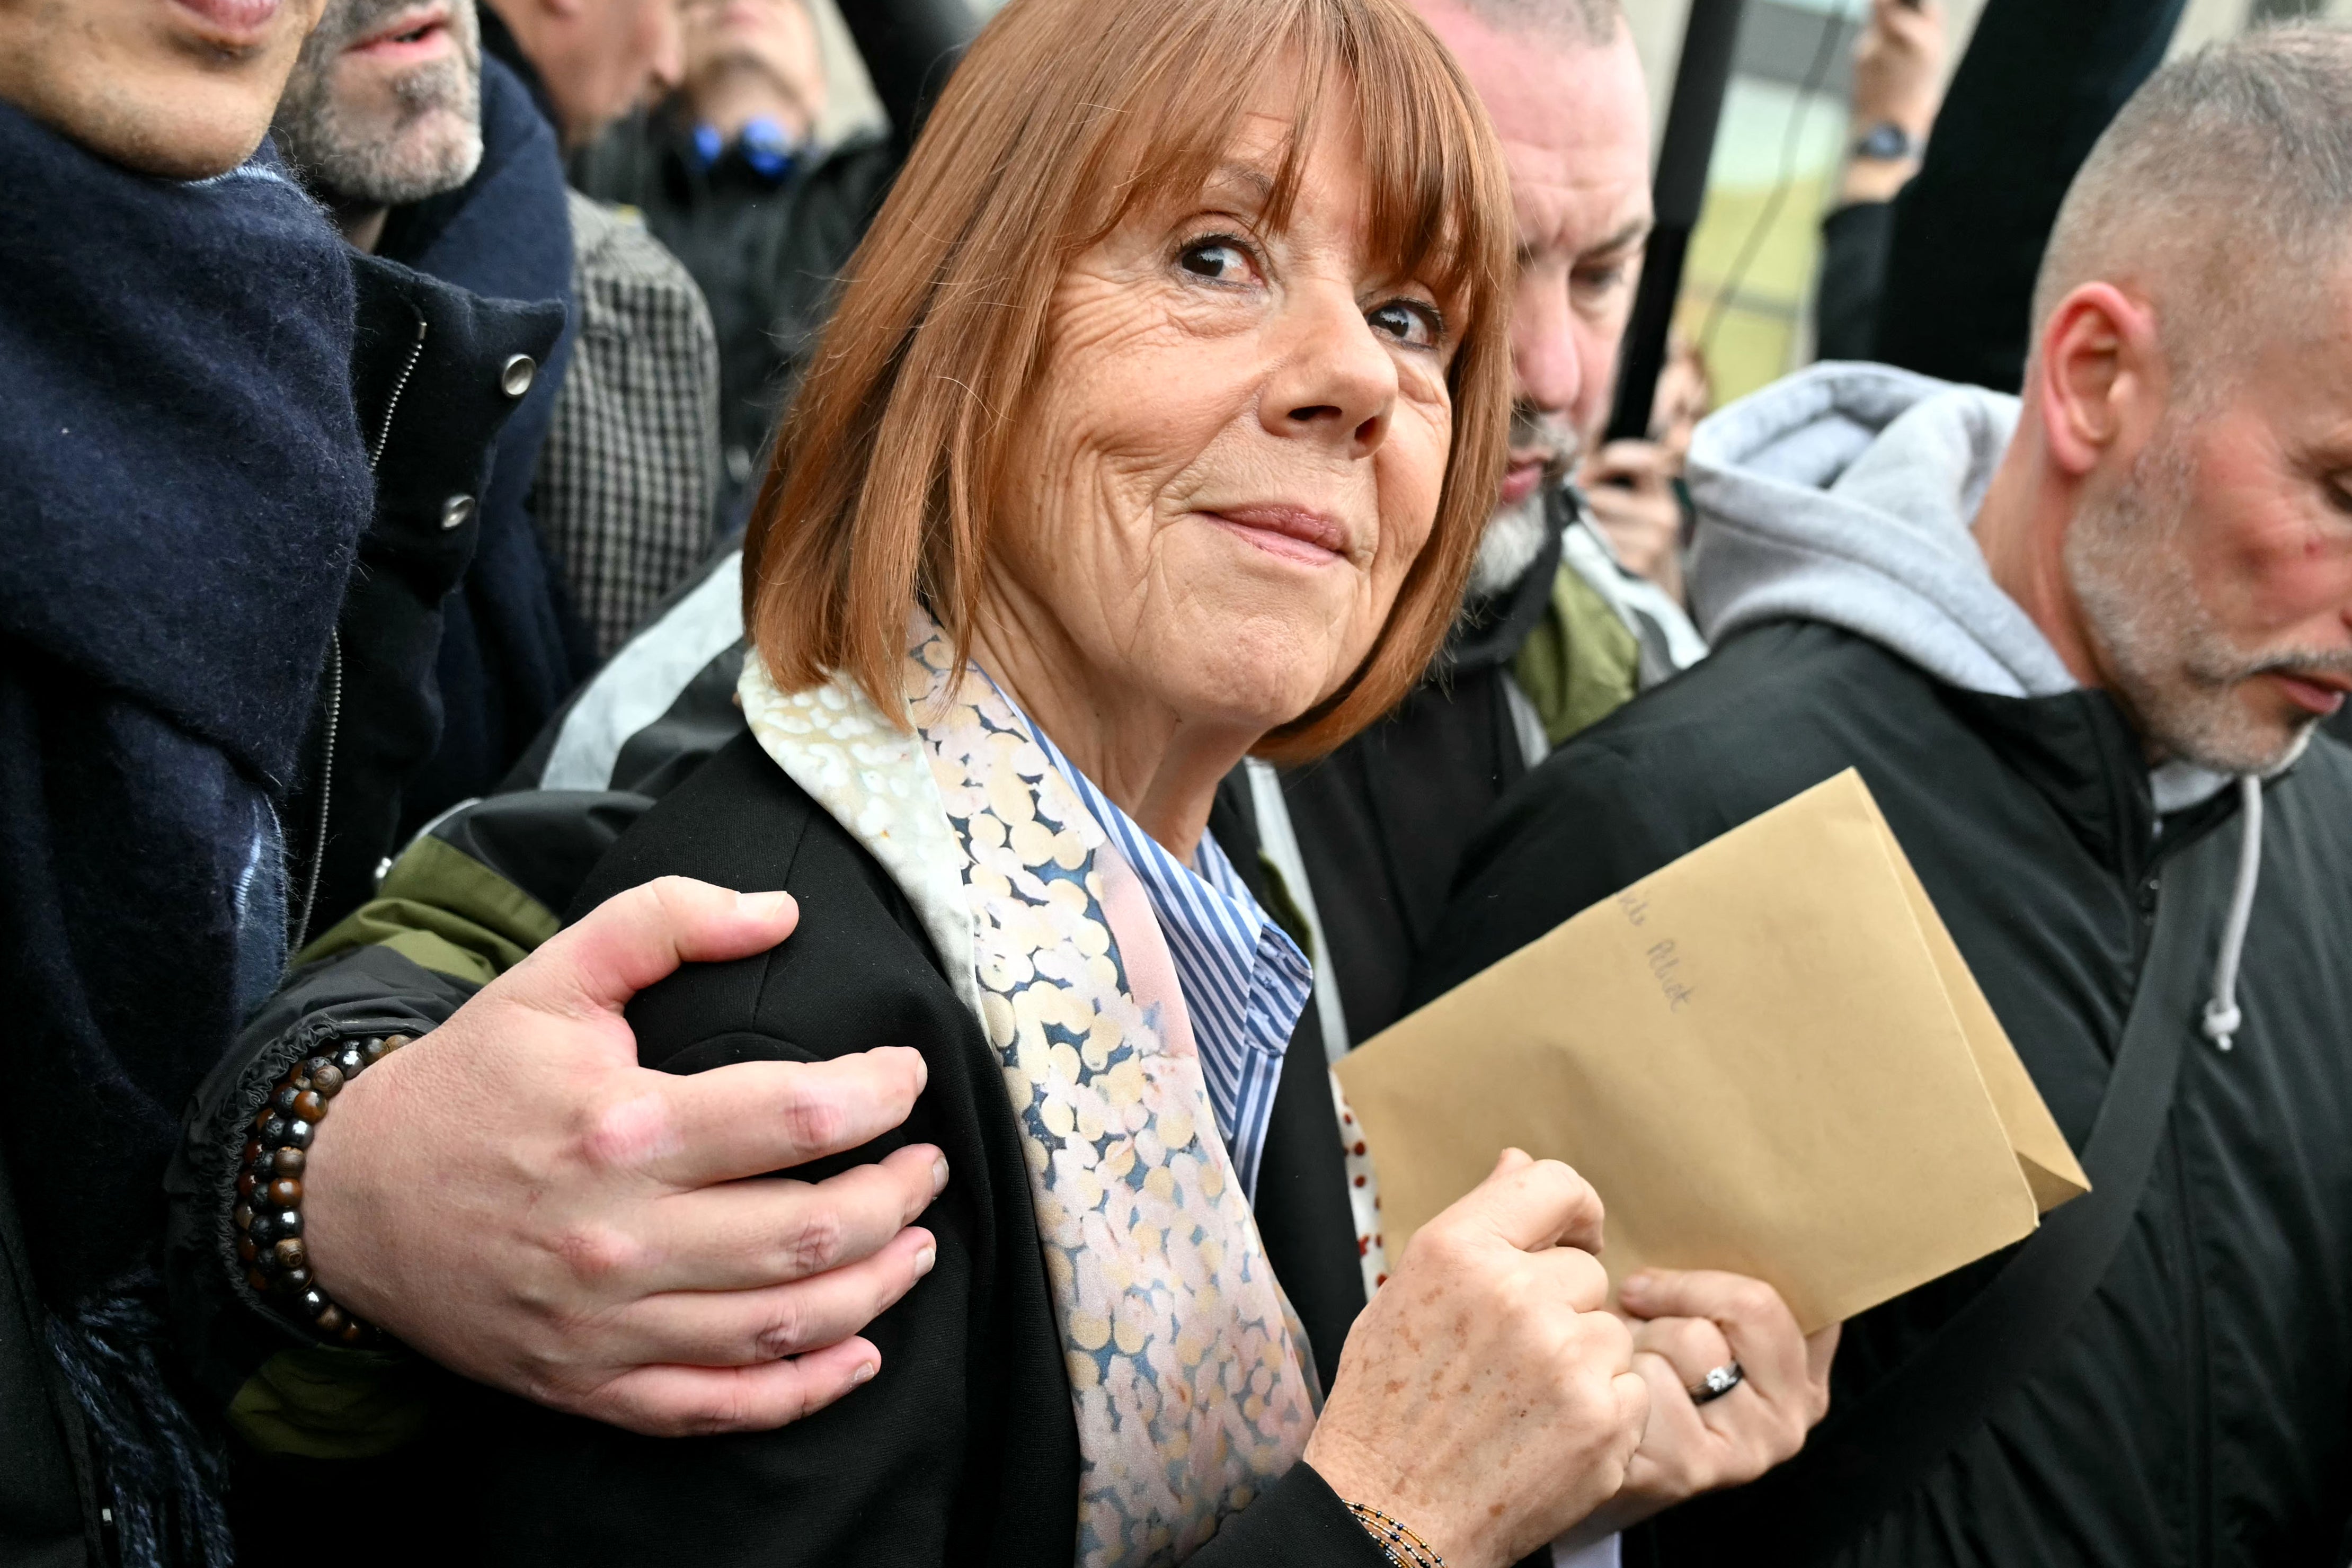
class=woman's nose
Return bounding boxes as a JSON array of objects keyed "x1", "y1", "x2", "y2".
[{"x1": 1260, "y1": 288, "x2": 1397, "y2": 459}]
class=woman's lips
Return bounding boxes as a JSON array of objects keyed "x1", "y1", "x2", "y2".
[
  {"x1": 1204, "y1": 505, "x2": 1350, "y2": 566},
  {"x1": 1498, "y1": 457, "x2": 1548, "y2": 509},
  {"x1": 2268, "y1": 670, "x2": 2350, "y2": 716},
  {"x1": 170, "y1": 0, "x2": 281, "y2": 44}
]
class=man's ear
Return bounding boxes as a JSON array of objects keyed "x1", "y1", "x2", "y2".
[{"x1": 2031, "y1": 281, "x2": 2165, "y2": 478}]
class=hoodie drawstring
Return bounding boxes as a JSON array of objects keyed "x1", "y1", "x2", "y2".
[{"x1": 2199, "y1": 774, "x2": 2265, "y2": 1053}]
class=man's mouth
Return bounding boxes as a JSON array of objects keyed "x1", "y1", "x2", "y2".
[
  {"x1": 349, "y1": 4, "x2": 454, "y2": 61},
  {"x1": 2266, "y1": 669, "x2": 2351, "y2": 717},
  {"x1": 1498, "y1": 454, "x2": 1552, "y2": 510}
]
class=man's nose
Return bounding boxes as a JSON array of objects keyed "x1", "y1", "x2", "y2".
[{"x1": 1513, "y1": 270, "x2": 1583, "y2": 429}]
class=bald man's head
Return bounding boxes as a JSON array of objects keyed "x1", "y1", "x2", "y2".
[
  {"x1": 2034, "y1": 24, "x2": 2352, "y2": 395},
  {"x1": 1990, "y1": 24, "x2": 2352, "y2": 774}
]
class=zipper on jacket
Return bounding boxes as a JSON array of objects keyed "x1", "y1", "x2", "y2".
[
  {"x1": 289, "y1": 314, "x2": 424, "y2": 961},
  {"x1": 287, "y1": 628, "x2": 343, "y2": 960},
  {"x1": 367, "y1": 316, "x2": 427, "y2": 471},
  {"x1": 2132, "y1": 855, "x2": 2214, "y2": 1565}
]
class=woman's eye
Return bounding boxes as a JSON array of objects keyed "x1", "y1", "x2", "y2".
[
  {"x1": 1367, "y1": 298, "x2": 1443, "y2": 349},
  {"x1": 1178, "y1": 238, "x2": 1256, "y2": 283}
]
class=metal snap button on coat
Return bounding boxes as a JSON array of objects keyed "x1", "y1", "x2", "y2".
[
  {"x1": 499, "y1": 353, "x2": 536, "y2": 398},
  {"x1": 440, "y1": 494, "x2": 476, "y2": 531}
]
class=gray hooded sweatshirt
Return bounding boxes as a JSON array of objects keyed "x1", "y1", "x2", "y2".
[
  {"x1": 1683, "y1": 362, "x2": 2071, "y2": 698},
  {"x1": 1680, "y1": 360, "x2": 2263, "y2": 1046}
]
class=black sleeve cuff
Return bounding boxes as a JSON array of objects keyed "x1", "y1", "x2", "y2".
[
  {"x1": 1188, "y1": 1458, "x2": 1401, "y2": 1568},
  {"x1": 1814, "y1": 199, "x2": 1898, "y2": 365},
  {"x1": 163, "y1": 946, "x2": 478, "y2": 1414}
]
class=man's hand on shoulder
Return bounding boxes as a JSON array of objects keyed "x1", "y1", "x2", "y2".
[{"x1": 300, "y1": 877, "x2": 947, "y2": 1436}]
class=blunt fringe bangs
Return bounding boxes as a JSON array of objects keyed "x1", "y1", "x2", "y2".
[{"x1": 741, "y1": 0, "x2": 1513, "y2": 763}]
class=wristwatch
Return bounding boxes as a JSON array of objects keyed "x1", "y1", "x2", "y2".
[{"x1": 1853, "y1": 121, "x2": 1921, "y2": 163}]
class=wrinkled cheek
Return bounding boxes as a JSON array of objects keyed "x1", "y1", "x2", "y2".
[
  {"x1": 1378, "y1": 409, "x2": 1452, "y2": 567},
  {"x1": 1370, "y1": 485, "x2": 1445, "y2": 619}
]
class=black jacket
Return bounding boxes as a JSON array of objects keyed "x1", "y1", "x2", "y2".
[
  {"x1": 572, "y1": 0, "x2": 973, "y2": 512},
  {"x1": 360, "y1": 733, "x2": 1389, "y2": 1567},
  {"x1": 0, "y1": 1138, "x2": 93, "y2": 1568},
  {"x1": 179, "y1": 569, "x2": 1362, "y2": 1558},
  {"x1": 278, "y1": 255, "x2": 566, "y2": 945},
  {"x1": 1413, "y1": 619, "x2": 2352, "y2": 1567},
  {"x1": 376, "y1": 44, "x2": 590, "y2": 833},
  {"x1": 191, "y1": 507, "x2": 1574, "y2": 1437}
]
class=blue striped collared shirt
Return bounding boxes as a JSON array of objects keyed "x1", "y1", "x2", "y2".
[{"x1": 1010, "y1": 701, "x2": 1311, "y2": 1200}]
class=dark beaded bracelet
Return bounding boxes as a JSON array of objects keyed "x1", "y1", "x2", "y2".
[{"x1": 235, "y1": 1032, "x2": 412, "y2": 1344}]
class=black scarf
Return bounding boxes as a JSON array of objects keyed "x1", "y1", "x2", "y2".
[{"x1": 0, "y1": 101, "x2": 371, "y2": 1312}]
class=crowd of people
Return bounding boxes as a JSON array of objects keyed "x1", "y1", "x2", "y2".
[{"x1": 3, "y1": 0, "x2": 2349, "y2": 1565}]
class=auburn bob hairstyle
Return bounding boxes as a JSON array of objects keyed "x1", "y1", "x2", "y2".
[{"x1": 742, "y1": 0, "x2": 1514, "y2": 762}]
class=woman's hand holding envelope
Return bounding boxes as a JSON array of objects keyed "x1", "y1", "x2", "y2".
[
  {"x1": 1559, "y1": 1269, "x2": 1841, "y2": 1547},
  {"x1": 1302, "y1": 1149, "x2": 1652, "y2": 1568}
]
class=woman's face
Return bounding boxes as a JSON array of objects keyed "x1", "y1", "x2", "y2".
[{"x1": 986, "y1": 86, "x2": 1459, "y2": 747}]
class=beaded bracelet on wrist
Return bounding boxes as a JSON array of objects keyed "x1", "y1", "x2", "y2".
[
  {"x1": 1344, "y1": 1501, "x2": 1446, "y2": 1567},
  {"x1": 234, "y1": 1032, "x2": 412, "y2": 1345}
]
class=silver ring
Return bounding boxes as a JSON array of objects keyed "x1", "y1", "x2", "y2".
[{"x1": 1689, "y1": 1360, "x2": 1744, "y2": 1405}]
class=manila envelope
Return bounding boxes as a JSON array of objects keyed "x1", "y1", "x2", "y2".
[{"x1": 1334, "y1": 769, "x2": 2087, "y2": 1334}]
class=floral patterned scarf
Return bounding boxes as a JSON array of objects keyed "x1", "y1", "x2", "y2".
[{"x1": 740, "y1": 612, "x2": 1319, "y2": 1565}]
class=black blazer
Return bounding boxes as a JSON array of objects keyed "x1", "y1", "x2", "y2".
[{"x1": 411, "y1": 732, "x2": 1389, "y2": 1566}]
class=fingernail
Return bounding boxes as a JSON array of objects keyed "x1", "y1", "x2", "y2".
[
  {"x1": 851, "y1": 1360, "x2": 877, "y2": 1385},
  {"x1": 1623, "y1": 1271, "x2": 1653, "y2": 1295},
  {"x1": 915, "y1": 1243, "x2": 937, "y2": 1276},
  {"x1": 737, "y1": 889, "x2": 794, "y2": 921},
  {"x1": 931, "y1": 1156, "x2": 949, "y2": 1195}
]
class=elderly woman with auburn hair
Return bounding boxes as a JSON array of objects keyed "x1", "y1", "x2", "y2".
[{"x1": 421, "y1": 1, "x2": 1661, "y2": 1564}]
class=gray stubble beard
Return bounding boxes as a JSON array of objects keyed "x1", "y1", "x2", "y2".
[
  {"x1": 273, "y1": 0, "x2": 485, "y2": 209},
  {"x1": 2065, "y1": 425, "x2": 2345, "y2": 775},
  {"x1": 1468, "y1": 401, "x2": 1586, "y2": 599}
]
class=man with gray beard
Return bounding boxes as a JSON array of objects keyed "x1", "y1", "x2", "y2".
[
  {"x1": 271, "y1": 0, "x2": 592, "y2": 860},
  {"x1": 1416, "y1": 26, "x2": 2352, "y2": 1568},
  {"x1": 273, "y1": 0, "x2": 485, "y2": 251},
  {"x1": 280, "y1": 0, "x2": 720, "y2": 660}
]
